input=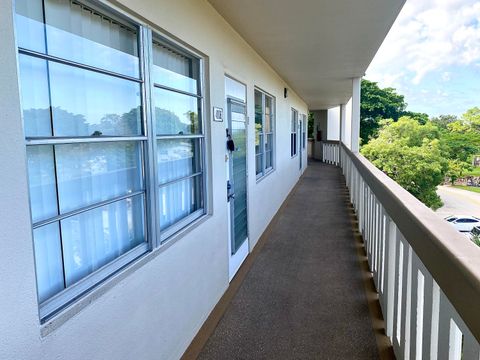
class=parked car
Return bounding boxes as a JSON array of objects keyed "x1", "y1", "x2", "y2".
[{"x1": 445, "y1": 215, "x2": 480, "y2": 232}]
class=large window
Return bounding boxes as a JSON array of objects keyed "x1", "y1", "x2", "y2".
[
  {"x1": 254, "y1": 89, "x2": 275, "y2": 179},
  {"x1": 291, "y1": 109, "x2": 298, "y2": 157},
  {"x1": 301, "y1": 114, "x2": 307, "y2": 149},
  {"x1": 16, "y1": 0, "x2": 205, "y2": 320},
  {"x1": 152, "y1": 39, "x2": 205, "y2": 239}
]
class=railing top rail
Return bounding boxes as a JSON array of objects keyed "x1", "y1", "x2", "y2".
[
  {"x1": 321, "y1": 140, "x2": 340, "y2": 144},
  {"x1": 341, "y1": 143, "x2": 480, "y2": 342}
]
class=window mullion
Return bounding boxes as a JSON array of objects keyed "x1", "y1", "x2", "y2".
[
  {"x1": 141, "y1": 26, "x2": 161, "y2": 249},
  {"x1": 262, "y1": 93, "x2": 266, "y2": 174}
]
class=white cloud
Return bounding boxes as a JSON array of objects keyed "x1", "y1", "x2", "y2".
[{"x1": 366, "y1": 0, "x2": 480, "y2": 85}]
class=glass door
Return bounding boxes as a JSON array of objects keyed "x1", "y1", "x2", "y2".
[
  {"x1": 225, "y1": 76, "x2": 249, "y2": 280},
  {"x1": 299, "y1": 118, "x2": 303, "y2": 170}
]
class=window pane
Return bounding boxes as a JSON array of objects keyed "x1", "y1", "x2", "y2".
[
  {"x1": 159, "y1": 175, "x2": 202, "y2": 230},
  {"x1": 266, "y1": 133, "x2": 274, "y2": 152},
  {"x1": 33, "y1": 223, "x2": 65, "y2": 302},
  {"x1": 255, "y1": 154, "x2": 263, "y2": 176},
  {"x1": 56, "y1": 142, "x2": 143, "y2": 213},
  {"x1": 15, "y1": 0, "x2": 46, "y2": 53},
  {"x1": 254, "y1": 90, "x2": 263, "y2": 129},
  {"x1": 19, "y1": 55, "x2": 52, "y2": 137},
  {"x1": 265, "y1": 150, "x2": 273, "y2": 169},
  {"x1": 266, "y1": 134, "x2": 273, "y2": 169},
  {"x1": 27, "y1": 146, "x2": 58, "y2": 223},
  {"x1": 49, "y1": 61, "x2": 142, "y2": 137},
  {"x1": 157, "y1": 138, "x2": 201, "y2": 184},
  {"x1": 152, "y1": 41, "x2": 198, "y2": 94},
  {"x1": 154, "y1": 88, "x2": 200, "y2": 135},
  {"x1": 265, "y1": 96, "x2": 273, "y2": 132},
  {"x1": 61, "y1": 195, "x2": 145, "y2": 286}
]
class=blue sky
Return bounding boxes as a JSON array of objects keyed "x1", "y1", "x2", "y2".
[{"x1": 365, "y1": 0, "x2": 480, "y2": 117}]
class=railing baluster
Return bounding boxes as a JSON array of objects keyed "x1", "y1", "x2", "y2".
[{"x1": 385, "y1": 220, "x2": 397, "y2": 340}]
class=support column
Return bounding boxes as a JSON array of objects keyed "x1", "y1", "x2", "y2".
[
  {"x1": 351, "y1": 77, "x2": 361, "y2": 153},
  {"x1": 339, "y1": 104, "x2": 346, "y2": 145}
]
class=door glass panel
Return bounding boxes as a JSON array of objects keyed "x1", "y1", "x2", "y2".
[{"x1": 231, "y1": 104, "x2": 247, "y2": 253}]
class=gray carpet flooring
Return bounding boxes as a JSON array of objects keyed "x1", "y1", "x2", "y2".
[{"x1": 198, "y1": 161, "x2": 379, "y2": 360}]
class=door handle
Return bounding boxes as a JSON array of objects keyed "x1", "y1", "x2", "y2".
[{"x1": 227, "y1": 180, "x2": 235, "y2": 201}]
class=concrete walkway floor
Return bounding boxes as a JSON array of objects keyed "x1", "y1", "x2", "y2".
[{"x1": 197, "y1": 162, "x2": 380, "y2": 359}]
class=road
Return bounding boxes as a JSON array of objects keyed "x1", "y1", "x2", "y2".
[{"x1": 436, "y1": 185, "x2": 480, "y2": 218}]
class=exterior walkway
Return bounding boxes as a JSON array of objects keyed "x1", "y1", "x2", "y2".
[{"x1": 197, "y1": 162, "x2": 379, "y2": 359}]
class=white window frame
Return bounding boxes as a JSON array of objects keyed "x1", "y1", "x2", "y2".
[
  {"x1": 254, "y1": 88, "x2": 275, "y2": 180},
  {"x1": 291, "y1": 108, "x2": 298, "y2": 158},
  {"x1": 15, "y1": 0, "x2": 208, "y2": 322}
]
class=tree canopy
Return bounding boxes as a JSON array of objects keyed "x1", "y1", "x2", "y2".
[
  {"x1": 361, "y1": 117, "x2": 447, "y2": 209},
  {"x1": 360, "y1": 80, "x2": 480, "y2": 209},
  {"x1": 360, "y1": 80, "x2": 429, "y2": 142}
]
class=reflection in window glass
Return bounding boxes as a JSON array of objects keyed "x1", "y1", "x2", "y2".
[
  {"x1": 61, "y1": 195, "x2": 145, "y2": 286},
  {"x1": 157, "y1": 139, "x2": 200, "y2": 184},
  {"x1": 159, "y1": 176, "x2": 202, "y2": 230},
  {"x1": 291, "y1": 109, "x2": 298, "y2": 157},
  {"x1": 15, "y1": 0, "x2": 46, "y2": 53},
  {"x1": 16, "y1": 0, "x2": 140, "y2": 77},
  {"x1": 27, "y1": 146, "x2": 58, "y2": 223},
  {"x1": 33, "y1": 223, "x2": 64, "y2": 302},
  {"x1": 19, "y1": 55, "x2": 52, "y2": 137},
  {"x1": 154, "y1": 88, "x2": 200, "y2": 135},
  {"x1": 56, "y1": 142, "x2": 143, "y2": 213},
  {"x1": 152, "y1": 41, "x2": 198, "y2": 94},
  {"x1": 255, "y1": 89, "x2": 275, "y2": 177},
  {"x1": 49, "y1": 61, "x2": 142, "y2": 137}
]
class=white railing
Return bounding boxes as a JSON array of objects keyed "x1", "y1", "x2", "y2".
[
  {"x1": 340, "y1": 144, "x2": 480, "y2": 360},
  {"x1": 322, "y1": 141, "x2": 340, "y2": 165}
]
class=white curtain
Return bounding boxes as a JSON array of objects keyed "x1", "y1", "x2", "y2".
[
  {"x1": 20, "y1": 0, "x2": 146, "y2": 301},
  {"x1": 157, "y1": 139, "x2": 200, "y2": 230},
  {"x1": 44, "y1": 0, "x2": 139, "y2": 77},
  {"x1": 152, "y1": 42, "x2": 196, "y2": 93}
]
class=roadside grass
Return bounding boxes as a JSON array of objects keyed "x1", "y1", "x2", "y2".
[
  {"x1": 452, "y1": 185, "x2": 480, "y2": 194},
  {"x1": 466, "y1": 167, "x2": 480, "y2": 176}
]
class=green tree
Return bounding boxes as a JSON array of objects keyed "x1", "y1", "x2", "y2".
[
  {"x1": 361, "y1": 117, "x2": 448, "y2": 209},
  {"x1": 430, "y1": 114, "x2": 457, "y2": 129},
  {"x1": 446, "y1": 159, "x2": 470, "y2": 185},
  {"x1": 360, "y1": 79, "x2": 407, "y2": 143},
  {"x1": 462, "y1": 106, "x2": 480, "y2": 131}
]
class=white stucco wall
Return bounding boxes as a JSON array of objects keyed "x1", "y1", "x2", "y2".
[
  {"x1": 0, "y1": 0, "x2": 308, "y2": 359},
  {"x1": 344, "y1": 98, "x2": 353, "y2": 149},
  {"x1": 327, "y1": 107, "x2": 340, "y2": 141}
]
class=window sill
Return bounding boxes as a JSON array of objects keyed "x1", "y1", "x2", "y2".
[
  {"x1": 40, "y1": 212, "x2": 211, "y2": 337},
  {"x1": 256, "y1": 168, "x2": 275, "y2": 184}
]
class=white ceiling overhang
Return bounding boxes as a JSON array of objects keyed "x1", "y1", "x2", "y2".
[{"x1": 208, "y1": 0, "x2": 406, "y2": 110}]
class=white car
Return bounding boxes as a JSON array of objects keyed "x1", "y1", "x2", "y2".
[{"x1": 445, "y1": 215, "x2": 480, "y2": 232}]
